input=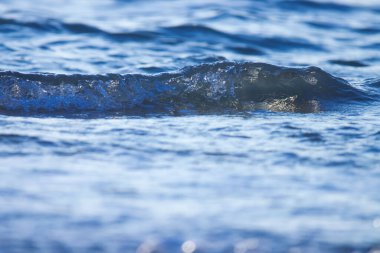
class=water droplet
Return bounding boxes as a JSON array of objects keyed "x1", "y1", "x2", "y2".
[
  {"x1": 181, "y1": 240, "x2": 196, "y2": 253},
  {"x1": 373, "y1": 218, "x2": 380, "y2": 229}
]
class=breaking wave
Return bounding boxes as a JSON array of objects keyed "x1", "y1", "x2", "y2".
[{"x1": 0, "y1": 62, "x2": 374, "y2": 115}]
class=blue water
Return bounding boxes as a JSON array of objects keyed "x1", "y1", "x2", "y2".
[{"x1": 1, "y1": 0, "x2": 380, "y2": 252}]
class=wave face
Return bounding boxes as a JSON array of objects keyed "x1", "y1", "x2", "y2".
[{"x1": 0, "y1": 62, "x2": 371, "y2": 115}]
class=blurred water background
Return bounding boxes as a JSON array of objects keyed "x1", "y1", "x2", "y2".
[{"x1": 0, "y1": 0, "x2": 380, "y2": 252}]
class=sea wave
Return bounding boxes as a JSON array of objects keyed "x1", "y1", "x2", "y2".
[
  {"x1": 0, "y1": 17, "x2": 323, "y2": 52},
  {"x1": 0, "y1": 62, "x2": 373, "y2": 115}
]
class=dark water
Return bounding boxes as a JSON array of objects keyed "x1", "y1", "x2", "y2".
[{"x1": 1, "y1": 0, "x2": 380, "y2": 253}]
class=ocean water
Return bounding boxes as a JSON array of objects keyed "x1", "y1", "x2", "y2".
[{"x1": 1, "y1": 0, "x2": 380, "y2": 253}]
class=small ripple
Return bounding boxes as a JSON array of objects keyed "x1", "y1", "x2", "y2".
[
  {"x1": 220, "y1": 134, "x2": 251, "y2": 139},
  {"x1": 67, "y1": 219, "x2": 104, "y2": 228},
  {"x1": 227, "y1": 46, "x2": 265, "y2": 55},
  {"x1": 296, "y1": 131, "x2": 324, "y2": 142},
  {"x1": 0, "y1": 17, "x2": 60, "y2": 32},
  {"x1": 337, "y1": 130, "x2": 365, "y2": 139},
  {"x1": 368, "y1": 80, "x2": 380, "y2": 88},
  {"x1": 339, "y1": 126, "x2": 360, "y2": 131},
  {"x1": 0, "y1": 133, "x2": 56, "y2": 146},
  {"x1": 62, "y1": 22, "x2": 161, "y2": 42},
  {"x1": 361, "y1": 43, "x2": 380, "y2": 49},
  {"x1": 49, "y1": 241, "x2": 72, "y2": 253},
  {"x1": 163, "y1": 24, "x2": 323, "y2": 52},
  {"x1": 283, "y1": 125, "x2": 300, "y2": 130},
  {"x1": 353, "y1": 27, "x2": 380, "y2": 34},
  {"x1": 279, "y1": 0, "x2": 354, "y2": 12},
  {"x1": 0, "y1": 211, "x2": 65, "y2": 222},
  {"x1": 96, "y1": 184, "x2": 137, "y2": 197},
  {"x1": 203, "y1": 151, "x2": 248, "y2": 158},
  {"x1": 305, "y1": 21, "x2": 345, "y2": 30},
  {"x1": 326, "y1": 159, "x2": 361, "y2": 168},
  {"x1": 328, "y1": 60, "x2": 368, "y2": 67},
  {"x1": 62, "y1": 22, "x2": 104, "y2": 34},
  {"x1": 291, "y1": 207, "x2": 332, "y2": 216},
  {"x1": 300, "y1": 132, "x2": 324, "y2": 142},
  {"x1": 163, "y1": 24, "x2": 229, "y2": 38},
  {"x1": 0, "y1": 43, "x2": 15, "y2": 52},
  {"x1": 139, "y1": 66, "x2": 168, "y2": 74},
  {"x1": 28, "y1": 168, "x2": 69, "y2": 176},
  {"x1": 181, "y1": 55, "x2": 227, "y2": 65},
  {"x1": 254, "y1": 36, "x2": 324, "y2": 51},
  {"x1": 366, "y1": 146, "x2": 380, "y2": 153},
  {"x1": 0, "y1": 17, "x2": 160, "y2": 42},
  {"x1": 0, "y1": 188, "x2": 22, "y2": 197}
]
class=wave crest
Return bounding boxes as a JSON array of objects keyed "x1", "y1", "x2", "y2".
[{"x1": 0, "y1": 62, "x2": 371, "y2": 115}]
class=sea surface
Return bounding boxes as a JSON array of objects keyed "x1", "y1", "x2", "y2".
[{"x1": 0, "y1": 0, "x2": 380, "y2": 253}]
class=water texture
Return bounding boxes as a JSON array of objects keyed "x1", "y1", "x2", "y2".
[{"x1": 0, "y1": 0, "x2": 380, "y2": 253}]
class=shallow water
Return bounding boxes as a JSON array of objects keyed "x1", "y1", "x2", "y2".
[{"x1": 1, "y1": 0, "x2": 380, "y2": 253}]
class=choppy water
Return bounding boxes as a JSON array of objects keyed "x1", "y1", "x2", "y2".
[{"x1": 1, "y1": 0, "x2": 380, "y2": 253}]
